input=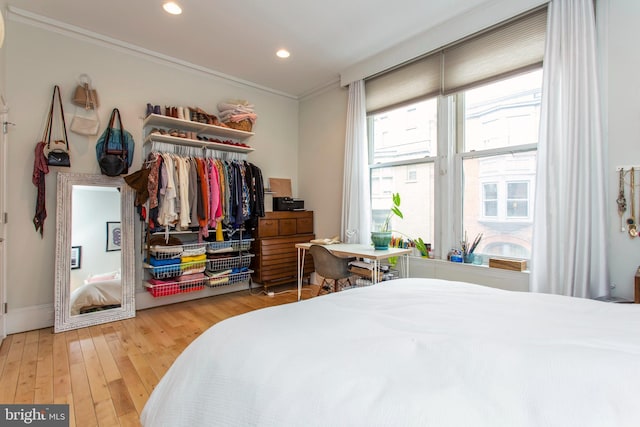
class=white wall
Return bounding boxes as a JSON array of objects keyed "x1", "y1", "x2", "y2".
[
  {"x1": 4, "y1": 15, "x2": 298, "y2": 332},
  {"x1": 298, "y1": 85, "x2": 348, "y2": 239},
  {"x1": 606, "y1": 0, "x2": 640, "y2": 299}
]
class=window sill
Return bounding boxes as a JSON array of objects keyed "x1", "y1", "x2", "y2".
[{"x1": 405, "y1": 255, "x2": 530, "y2": 292}]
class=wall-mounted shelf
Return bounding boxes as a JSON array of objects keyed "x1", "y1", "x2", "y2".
[
  {"x1": 143, "y1": 113, "x2": 254, "y2": 139},
  {"x1": 143, "y1": 113, "x2": 254, "y2": 154}
]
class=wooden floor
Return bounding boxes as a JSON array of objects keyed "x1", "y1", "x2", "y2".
[{"x1": 0, "y1": 284, "x2": 318, "y2": 427}]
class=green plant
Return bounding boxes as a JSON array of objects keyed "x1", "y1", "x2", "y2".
[
  {"x1": 381, "y1": 193, "x2": 403, "y2": 232},
  {"x1": 414, "y1": 237, "x2": 429, "y2": 257}
]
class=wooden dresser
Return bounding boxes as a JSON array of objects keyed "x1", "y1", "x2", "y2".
[{"x1": 251, "y1": 211, "x2": 315, "y2": 288}]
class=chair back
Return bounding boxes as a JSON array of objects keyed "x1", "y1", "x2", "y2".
[{"x1": 309, "y1": 245, "x2": 351, "y2": 280}]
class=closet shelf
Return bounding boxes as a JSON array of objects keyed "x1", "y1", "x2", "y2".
[
  {"x1": 144, "y1": 259, "x2": 207, "y2": 279},
  {"x1": 143, "y1": 114, "x2": 254, "y2": 139},
  {"x1": 144, "y1": 277, "x2": 207, "y2": 298},
  {"x1": 144, "y1": 134, "x2": 255, "y2": 153},
  {"x1": 143, "y1": 269, "x2": 254, "y2": 297},
  {"x1": 207, "y1": 252, "x2": 254, "y2": 271},
  {"x1": 205, "y1": 270, "x2": 254, "y2": 289}
]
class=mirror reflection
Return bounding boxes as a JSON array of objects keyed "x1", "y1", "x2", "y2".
[
  {"x1": 54, "y1": 172, "x2": 135, "y2": 333},
  {"x1": 69, "y1": 185, "x2": 122, "y2": 316}
]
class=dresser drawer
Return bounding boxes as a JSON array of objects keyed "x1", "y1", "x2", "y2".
[
  {"x1": 297, "y1": 217, "x2": 314, "y2": 234},
  {"x1": 258, "y1": 219, "x2": 278, "y2": 238},
  {"x1": 279, "y1": 219, "x2": 297, "y2": 235},
  {"x1": 252, "y1": 212, "x2": 315, "y2": 287}
]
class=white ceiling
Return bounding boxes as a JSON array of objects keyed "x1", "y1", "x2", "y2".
[{"x1": 10, "y1": 0, "x2": 494, "y2": 98}]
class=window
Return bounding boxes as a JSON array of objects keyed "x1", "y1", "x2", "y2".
[
  {"x1": 462, "y1": 70, "x2": 540, "y2": 259},
  {"x1": 483, "y1": 183, "x2": 498, "y2": 217},
  {"x1": 365, "y1": 7, "x2": 545, "y2": 260},
  {"x1": 507, "y1": 182, "x2": 529, "y2": 218},
  {"x1": 368, "y1": 99, "x2": 437, "y2": 242}
]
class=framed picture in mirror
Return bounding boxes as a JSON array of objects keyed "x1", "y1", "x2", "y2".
[
  {"x1": 71, "y1": 246, "x2": 81, "y2": 269},
  {"x1": 106, "y1": 221, "x2": 121, "y2": 252}
]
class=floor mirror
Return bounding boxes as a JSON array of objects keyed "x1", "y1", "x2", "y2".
[{"x1": 54, "y1": 172, "x2": 136, "y2": 332}]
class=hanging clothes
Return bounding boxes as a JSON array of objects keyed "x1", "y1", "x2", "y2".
[{"x1": 143, "y1": 150, "x2": 264, "y2": 240}]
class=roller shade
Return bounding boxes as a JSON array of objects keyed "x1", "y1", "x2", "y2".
[
  {"x1": 365, "y1": 6, "x2": 547, "y2": 113},
  {"x1": 365, "y1": 53, "x2": 441, "y2": 114},
  {"x1": 442, "y1": 7, "x2": 547, "y2": 94}
]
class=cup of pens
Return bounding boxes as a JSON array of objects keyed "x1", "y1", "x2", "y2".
[{"x1": 462, "y1": 232, "x2": 483, "y2": 264}]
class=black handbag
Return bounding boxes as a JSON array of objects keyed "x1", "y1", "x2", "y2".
[
  {"x1": 97, "y1": 108, "x2": 129, "y2": 176},
  {"x1": 44, "y1": 85, "x2": 71, "y2": 167}
]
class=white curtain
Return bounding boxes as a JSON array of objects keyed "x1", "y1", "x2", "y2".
[
  {"x1": 341, "y1": 80, "x2": 371, "y2": 244},
  {"x1": 530, "y1": 0, "x2": 609, "y2": 298}
]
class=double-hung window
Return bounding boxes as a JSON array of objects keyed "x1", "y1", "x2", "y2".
[
  {"x1": 368, "y1": 99, "x2": 437, "y2": 242},
  {"x1": 460, "y1": 70, "x2": 541, "y2": 259},
  {"x1": 365, "y1": 6, "x2": 546, "y2": 261}
]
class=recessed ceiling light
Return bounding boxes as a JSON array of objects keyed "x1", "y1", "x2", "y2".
[
  {"x1": 276, "y1": 49, "x2": 290, "y2": 59},
  {"x1": 163, "y1": 2, "x2": 182, "y2": 15}
]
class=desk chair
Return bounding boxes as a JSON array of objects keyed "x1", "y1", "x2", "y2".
[{"x1": 309, "y1": 245, "x2": 355, "y2": 294}]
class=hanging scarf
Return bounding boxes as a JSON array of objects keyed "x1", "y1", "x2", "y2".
[{"x1": 32, "y1": 141, "x2": 49, "y2": 236}]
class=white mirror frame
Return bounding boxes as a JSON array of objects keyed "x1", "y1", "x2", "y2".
[{"x1": 54, "y1": 172, "x2": 136, "y2": 332}]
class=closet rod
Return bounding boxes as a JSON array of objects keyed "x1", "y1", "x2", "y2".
[{"x1": 149, "y1": 141, "x2": 248, "y2": 161}]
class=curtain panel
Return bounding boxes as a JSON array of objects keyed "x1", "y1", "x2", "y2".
[
  {"x1": 341, "y1": 80, "x2": 371, "y2": 244},
  {"x1": 530, "y1": 0, "x2": 609, "y2": 298}
]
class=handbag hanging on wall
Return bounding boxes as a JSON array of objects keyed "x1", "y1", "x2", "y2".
[
  {"x1": 70, "y1": 76, "x2": 100, "y2": 136},
  {"x1": 43, "y1": 85, "x2": 71, "y2": 167},
  {"x1": 71, "y1": 73, "x2": 100, "y2": 109},
  {"x1": 96, "y1": 108, "x2": 134, "y2": 176}
]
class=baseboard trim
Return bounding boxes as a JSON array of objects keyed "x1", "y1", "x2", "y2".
[{"x1": 6, "y1": 303, "x2": 54, "y2": 334}]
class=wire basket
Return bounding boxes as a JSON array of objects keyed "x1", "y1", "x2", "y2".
[
  {"x1": 223, "y1": 119, "x2": 253, "y2": 132},
  {"x1": 146, "y1": 259, "x2": 206, "y2": 279},
  {"x1": 144, "y1": 276, "x2": 207, "y2": 297},
  {"x1": 206, "y1": 270, "x2": 253, "y2": 288},
  {"x1": 207, "y1": 253, "x2": 254, "y2": 271},
  {"x1": 207, "y1": 238, "x2": 253, "y2": 253},
  {"x1": 149, "y1": 242, "x2": 207, "y2": 260}
]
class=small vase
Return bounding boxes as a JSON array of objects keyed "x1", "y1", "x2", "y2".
[{"x1": 370, "y1": 231, "x2": 392, "y2": 250}]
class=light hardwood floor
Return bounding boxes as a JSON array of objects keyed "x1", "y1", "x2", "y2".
[{"x1": 0, "y1": 285, "x2": 318, "y2": 427}]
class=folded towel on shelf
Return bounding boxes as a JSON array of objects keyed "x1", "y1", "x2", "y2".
[
  {"x1": 147, "y1": 256, "x2": 181, "y2": 267},
  {"x1": 208, "y1": 276, "x2": 229, "y2": 286},
  {"x1": 149, "y1": 245, "x2": 183, "y2": 259},
  {"x1": 181, "y1": 264, "x2": 206, "y2": 275},
  {"x1": 181, "y1": 253, "x2": 206, "y2": 263},
  {"x1": 205, "y1": 269, "x2": 233, "y2": 278},
  {"x1": 181, "y1": 246, "x2": 206, "y2": 257},
  {"x1": 207, "y1": 246, "x2": 234, "y2": 254},
  {"x1": 217, "y1": 100, "x2": 257, "y2": 124},
  {"x1": 174, "y1": 273, "x2": 206, "y2": 283},
  {"x1": 147, "y1": 278, "x2": 172, "y2": 286}
]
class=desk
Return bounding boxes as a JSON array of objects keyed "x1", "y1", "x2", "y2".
[{"x1": 296, "y1": 243, "x2": 412, "y2": 300}]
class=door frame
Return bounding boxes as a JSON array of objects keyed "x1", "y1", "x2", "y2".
[{"x1": 0, "y1": 104, "x2": 7, "y2": 343}]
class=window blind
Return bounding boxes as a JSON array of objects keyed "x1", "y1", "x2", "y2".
[{"x1": 365, "y1": 6, "x2": 547, "y2": 113}]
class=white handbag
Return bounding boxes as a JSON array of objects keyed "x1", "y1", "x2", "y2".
[
  {"x1": 70, "y1": 74, "x2": 100, "y2": 136},
  {"x1": 70, "y1": 110, "x2": 100, "y2": 135}
]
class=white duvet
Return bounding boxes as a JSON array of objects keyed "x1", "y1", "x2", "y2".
[
  {"x1": 141, "y1": 278, "x2": 640, "y2": 427},
  {"x1": 69, "y1": 278, "x2": 121, "y2": 315}
]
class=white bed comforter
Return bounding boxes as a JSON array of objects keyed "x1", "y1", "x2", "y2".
[
  {"x1": 69, "y1": 278, "x2": 121, "y2": 315},
  {"x1": 141, "y1": 278, "x2": 640, "y2": 427}
]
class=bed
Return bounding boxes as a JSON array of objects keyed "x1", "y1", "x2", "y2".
[
  {"x1": 140, "y1": 278, "x2": 640, "y2": 427},
  {"x1": 69, "y1": 272, "x2": 122, "y2": 315}
]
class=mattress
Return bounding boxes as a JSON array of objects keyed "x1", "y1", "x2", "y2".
[{"x1": 141, "y1": 278, "x2": 640, "y2": 427}]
